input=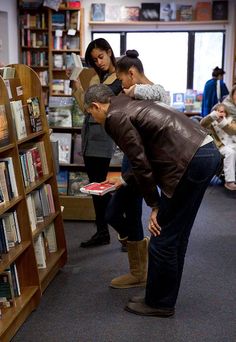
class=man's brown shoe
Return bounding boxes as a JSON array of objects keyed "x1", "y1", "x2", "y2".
[{"x1": 125, "y1": 302, "x2": 175, "y2": 317}]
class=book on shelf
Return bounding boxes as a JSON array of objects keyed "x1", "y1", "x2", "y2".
[
  {"x1": 48, "y1": 95, "x2": 73, "y2": 127},
  {"x1": 105, "y1": 5, "x2": 121, "y2": 22},
  {"x1": 71, "y1": 99, "x2": 84, "y2": 127},
  {"x1": 67, "y1": 10, "x2": 80, "y2": 30},
  {"x1": 1, "y1": 212, "x2": 19, "y2": 248},
  {"x1": 0, "y1": 218, "x2": 10, "y2": 253},
  {"x1": 73, "y1": 133, "x2": 83, "y2": 164},
  {"x1": 32, "y1": 190, "x2": 44, "y2": 223},
  {"x1": 9, "y1": 263, "x2": 21, "y2": 297},
  {"x1": 120, "y1": 6, "x2": 140, "y2": 21},
  {"x1": 0, "y1": 161, "x2": 11, "y2": 204},
  {"x1": 0, "y1": 271, "x2": 15, "y2": 308},
  {"x1": 140, "y1": 3, "x2": 160, "y2": 21},
  {"x1": 68, "y1": 171, "x2": 89, "y2": 196},
  {"x1": 56, "y1": 169, "x2": 68, "y2": 195},
  {"x1": 44, "y1": 222, "x2": 57, "y2": 253},
  {"x1": 160, "y1": 2, "x2": 176, "y2": 21},
  {"x1": 195, "y1": 2, "x2": 212, "y2": 21},
  {"x1": 69, "y1": 53, "x2": 83, "y2": 81},
  {"x1": 34, "y1": 233, "x2": 47, "y2": 269},
  {"x1": 0, "y1": 157, "x2": 18, "y2": 198},
  {"x1": 45, "y1": 183, "x2": 56, "y2": 214},
  {"x1": 0, "y1": 104, "x2": 9, "y2": 147},
  {"x1": 80, "y1": 182, "x2": 116, "y2": 196},
  {"x1": 0, "y1": 67, "x2": 15, "y2": 79},
  {"x1": 10, "y1": 100, "x2": 27, "y2": 140},
  {"x1": 51, "y1": 132, "x2": 72, "y2": 164},
  {"x1": 212, "y1": 1, "x2": 228, "y2": 20},
  {"x1": 19, "y1": 146, "x2": 44, "y2": 186},
  {"x1": 178, "y1": 5, "x2": 193, "y2": 21},
  {"x1": 91, "y1": 3, "x2": 105, "y2": 21},
  {"x1": 27, "y1": 97, "x2": 43, "y2": 132},
  {"x1": 26, "y1": 194, "x2": 37, "y2": 232},
  {"x1": 34, "y1": 141, "x2": 49, "y2": 175}
]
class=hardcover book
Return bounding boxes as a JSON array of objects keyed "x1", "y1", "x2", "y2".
[
  {"x1": 51, "y1": 132, "x2": 72, "y2": 164},
  {"x1": 212, "y1": 1, "x2": 228, "y2": 20},
  {"x1": 195, "y1": 2, "x2": 212, "y2": 21},
  {"x1": 80, "y1": 182, "x2": 116, "y2": 196},
  {"x1": 140, "y1": 3, "x2": 160, "y2": 21},
  {"x1": 10, "y1": 100, "x2": 27, "y2": 140},
  {"x1": 68, "y1": 171, "x2": 89, "y2": 196},
  {"x1": 179, "y1": 5, "x2": 193, "y2": 21},
  {"x1": 120, "y1": 7, "x2": 140, "y2": 21},
  {"x1": 91, "y1": 3, "x2": 105, "y2": 21},
  {"x1": 160, "y1": 2, "x2": 176, "y2": 21},
  {"x1": 0, "y1": 104, "x2": 9, "y2": 147},
  {"x1": 27, "y1": 97, "x2": 42, "y2": 132}
]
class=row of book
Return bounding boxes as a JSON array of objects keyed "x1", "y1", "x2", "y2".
[
  {"x1": 53, "y1": 53, "x2": 74, "y2": 69},
  {"x1": 51, "y1": 132, "x2": 123, "y2": 166},
  {"x1": 53, "y1": 36, "x2": 80, "y2": 51},
  {"x1": 90, "y1": 1, "x2": 228, "y2": 22},
  {"x1": 0, "y1": 263, "x2": 21, "y2": 314},
  {"x1": 22, "y1": 31, "x2": 48, "y2": 48},
  {"x1": 52, "y1": 10, "x2": 80, "y2": 31},
  {"x1": 51, "y1": 79, "x2": 72, "y2": 96},
  {"x1": 19, "y1": 142, "x2": 49, "y2": 187},
  {"x1": 0, "y1": 211, "x2": 21, "y2": 254},
  {"x1": 20, "y1": 13, "x2": 47, "y2": 29},
  {"x1": 172, "y1": 90, "x2": 203, "y2": 113},
  {"x1": 10, "y1": 97, "x2": 42, "y2": 140},
  {"x1": 57, "y1": 170, "x2": 89, "y2": 196},
  {"x1": 34, "y1": 223, "x2": 57, "y2": 269},
  {"x1": 21, "y1": 51, "x2": 48, "y2": 67},
  {"x1": 48, "y1": 96, "x2": 84, "y2": 127},
  {"x1": 26, "y1": 183, "x2": 55, "y2": 232}
]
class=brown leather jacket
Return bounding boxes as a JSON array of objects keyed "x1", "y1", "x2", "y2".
[{"x1": 105, "y1": 95, "x2": 208, "y2": 207}]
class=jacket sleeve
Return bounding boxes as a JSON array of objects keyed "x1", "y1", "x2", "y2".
[
  {"x1": 106, "y1": 114, "x2": 161, "y2": 208},
  {"x1": 218, "y1": 117, "x2": 236, "y2": 135},
  {"x1": 134, "y1": 84, "x2": 170, "y2": 104},
  {"x1": 200, "y1": 113, "x2": 215, "y2": 128}
]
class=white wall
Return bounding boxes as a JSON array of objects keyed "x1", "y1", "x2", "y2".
[{"x1": 0, "y1": 0, "x2": 18, "y2": 64}]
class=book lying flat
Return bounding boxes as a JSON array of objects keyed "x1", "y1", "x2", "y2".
[{"x1": 80, "y1": 182, "x2": 116, "y2": 196}]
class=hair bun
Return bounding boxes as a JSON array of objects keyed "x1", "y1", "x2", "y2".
[{"x1": 126, "y1": 49, "x2": 139, "y2": 58}]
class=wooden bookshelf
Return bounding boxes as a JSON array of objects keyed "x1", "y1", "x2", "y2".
[
  {"x1": 0, "y1": 64, "x2": 67, "y2": 341},
  {"x1": 18, "y1": 2, "x2": 84, "y2": 105}
]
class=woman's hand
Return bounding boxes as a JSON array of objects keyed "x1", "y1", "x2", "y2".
[
  {"x1": 148, "y1": 208, "x2": 161, "y2": 236},
  {"x1": 123, "y1": 84, "x2": 136, "y2": 97}
]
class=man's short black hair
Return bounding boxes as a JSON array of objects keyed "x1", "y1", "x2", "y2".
[{"x1": 84, "y1": 84, "x2": 114, "y2": 109}]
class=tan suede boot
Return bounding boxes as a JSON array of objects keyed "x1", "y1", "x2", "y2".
[{"x1": 110, "y1": 237, "x2": 149, "y2": 289}]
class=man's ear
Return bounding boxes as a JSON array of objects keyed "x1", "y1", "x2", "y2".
[{"x1": 91, "y1": 102, "x2": 100, "y2": 110}]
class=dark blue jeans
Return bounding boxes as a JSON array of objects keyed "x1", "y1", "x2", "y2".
[
  {"x1": 105, "y1": 184, "x2": 144, "y2": 241},
  {"x1": 145, "y1": 142, "x2": 222, "y2": 309}
]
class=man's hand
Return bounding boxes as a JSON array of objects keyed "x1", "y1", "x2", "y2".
[
  {"x1": 148, "y1": 208, "x2": 161, "y2": 236},
  {"x1": 100, "y1": 178, "x2": 123, "y2": 190}
]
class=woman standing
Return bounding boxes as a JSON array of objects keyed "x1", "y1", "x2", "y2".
[
  {"x1": 106, "y1": 50, "x2": 170, "y2": 288},
  {"x1": 72, "y1": 38, "x2": 122, "y2": 247}
]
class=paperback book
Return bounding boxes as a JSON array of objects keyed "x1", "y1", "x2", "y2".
[{"x1": 80, "y1": 182, "x2": 116, "y2": 196}]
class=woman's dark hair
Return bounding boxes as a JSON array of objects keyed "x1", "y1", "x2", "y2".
[
  {"x1": 85, "y1": 38, "x2": 116, "y2": 80},
  {"x1": 212, "y1": 66, "x2": 225, "y2": 78},
  {"x1": 116, "y1": 50, "x2": 144, "y2": 74}
]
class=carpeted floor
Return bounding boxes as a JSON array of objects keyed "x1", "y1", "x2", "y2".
[{"x1": 12, "y1": 184, "x2": 236, "y2": 342}]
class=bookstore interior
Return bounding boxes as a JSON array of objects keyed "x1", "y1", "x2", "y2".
[{"x1": 0, "y1": 0, "x2": 235, "y2": 340}]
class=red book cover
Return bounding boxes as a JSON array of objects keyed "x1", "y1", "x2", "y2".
[
  {"x1": 195, "y1": 2, "x2": 212, "y2": 21},
  {"x1": 30, "y1": 147, "x2": 43, "y2": 179},
  {"x1": 80, "y1": 182, "x2": 116, "y2": 196}
]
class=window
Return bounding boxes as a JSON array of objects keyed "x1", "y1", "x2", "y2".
[{"x1": 92, "y1": 30, "x2": 225, "y2": 96}]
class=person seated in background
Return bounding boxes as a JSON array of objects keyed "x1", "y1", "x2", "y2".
[
  {"x1": 201, "y1": 66, "x2": 229, "y2": 117},
  {"x1": 84, "y1": 83, "x2": 221, "y2": 317},
  {"x1": 200, "y1": 103, "x2": 236, "y2": 191},
  {"x1": 223, "y1": 84, "x2": 236, "y2": 120}
]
